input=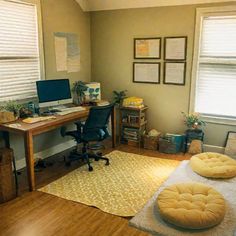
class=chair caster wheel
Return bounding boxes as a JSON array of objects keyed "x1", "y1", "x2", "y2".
[
  {"x1": 95, "y1": 157, "x2": 99, "y2": 161},
  {"x1": 65, "y1": 161, "x2": 71, "y2": 167},
  {"x1": 88, "y1": 166, "x2": 93, "y2": 172},
  {"x1": 105, "y1": 161, "x2": 109, "y2": 166}
]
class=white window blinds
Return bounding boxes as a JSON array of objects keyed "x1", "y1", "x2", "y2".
[
  {"x1": 0, "y1": 0, "x2": 41, "y2": 102},
  {"x1": 195, "y1": 15, "x2": 236, "y2": 118}
]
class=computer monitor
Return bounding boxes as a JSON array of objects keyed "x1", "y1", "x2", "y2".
[{"x1": 36, "y1": 79, "x2": 72, "y2": 108}]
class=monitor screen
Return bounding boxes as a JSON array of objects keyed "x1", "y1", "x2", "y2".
[{"x1": 36, "y1": 79, "x2": 71, "y2": 103}]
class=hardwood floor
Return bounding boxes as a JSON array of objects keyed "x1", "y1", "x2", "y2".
[{"x1": 0, "y1": 142, "x2": 191, "y2": 236}]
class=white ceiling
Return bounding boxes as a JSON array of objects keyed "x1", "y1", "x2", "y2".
[{"x1": 76, "y1": 0, "x2": 235, "y2": 12}]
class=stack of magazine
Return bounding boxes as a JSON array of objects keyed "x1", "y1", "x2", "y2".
[{"x1": 123, "y1": 127, "x2": 139, "y2": 141}]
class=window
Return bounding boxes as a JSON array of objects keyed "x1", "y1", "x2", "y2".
[
  {"x1": 191, "y1": 6, "x2": 236, "y2": 123},
  {"x1": 0, "y1": 0, "x2": 44, "y2": 102}
]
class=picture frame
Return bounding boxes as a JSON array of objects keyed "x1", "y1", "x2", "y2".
[
  {"x1": 164, "y1": 36, "x2": 187, "y2": 60},
  {"x1": 134, "y1": 38, "x2": 161, "y2": 59},
  {"x1": 133, "y1": 62, "x2": 160, "y2": 84},
  {"x1": 224, "y1": 131, "x2": 236, "y2": 158},
  {"x1": 163, "y1": 62, "x2": 186, "y2": 85}
]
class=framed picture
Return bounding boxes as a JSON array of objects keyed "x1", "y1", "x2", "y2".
[
  {"x1": 163, "y1": 62, "x2": 186, "y2": 85},
  {"x1": 225, "y1": 131, "x2": 236, "y2": 158},
  {"x1": 164, "y1": 36, "x2": 187, "y2": 60},
  {"x1": 133, "y1": 62, "x2": 160, "y2": 84},
  {"x1": 134, "y1": 38, "x2": 161, "y2": 59}
]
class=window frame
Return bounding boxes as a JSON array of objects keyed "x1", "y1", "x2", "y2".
[
  {"x1": 0, "y1": 0, "x2": 45, "y2": 104},
  {"x1": 190, "y1": 5, "x2": 236, "y2": 126}
]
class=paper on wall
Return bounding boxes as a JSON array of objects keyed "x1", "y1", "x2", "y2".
[
  {"x1": 54, "y1": 36, "x2": 67, "y2": 71},
  {"x1": 54, "y1": 32, "x2": 80, "y2": 73}
]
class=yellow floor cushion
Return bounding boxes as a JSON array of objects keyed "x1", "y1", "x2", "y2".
[
  {"x1": 190, "y1": 152, "x2": 236, "y2": 178},
  {"x1": 157, "y1": 183, "x2": 226, "y2": 230}
]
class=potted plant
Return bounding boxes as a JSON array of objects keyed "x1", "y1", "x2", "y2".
[
  {"x1": 112, "y1": 90, "x2": 127, "y2": 106},
  {"x1": 72, "y1": 81, "x2": 88, "y2": 105},
  {"x1": 1, "y1": 101, "x2": 23, "y2": 119},
  {"x1": 181, "y1": 112, "x2": 206, "y2": 130}
]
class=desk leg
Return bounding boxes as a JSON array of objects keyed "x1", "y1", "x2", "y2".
[
  {"x1": 24, "y1": 132, "x2": 35, "y2": 191},
  {"x1": 111, "y1": 106, "x2": 116, "y2": 148}
]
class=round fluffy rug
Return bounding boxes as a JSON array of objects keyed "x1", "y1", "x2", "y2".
[{"x1": 39, "y1": 150, "x2": 180, "y2": 216}]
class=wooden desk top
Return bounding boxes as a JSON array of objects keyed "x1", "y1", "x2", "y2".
[{"x1": 0, "y1": 107, "x2": 90, "y2": 136}]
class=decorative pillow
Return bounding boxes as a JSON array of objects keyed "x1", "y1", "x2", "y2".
[
  {"x1": 157, "y1": 183, "x2": 226, "y2": 230},
  {"x1": 190, "y1": 152, "x2": 236, "y2": 178}
]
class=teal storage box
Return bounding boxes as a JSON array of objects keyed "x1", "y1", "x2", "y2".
[{"x1": 159, "y1": 134, "x2": 185, "y2": 154}]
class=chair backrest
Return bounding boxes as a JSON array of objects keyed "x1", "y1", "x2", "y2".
[{"x1": 84, "y1": 104, "x2": 114, "y2": 131}]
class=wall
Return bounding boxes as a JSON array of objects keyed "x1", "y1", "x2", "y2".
[
  {"x1": 91, "y1": 2, "x2": 236, "y2": 148},
  {"x1": 42, "y1": 0, "x2": 91, "y2": 83},
  {"x1": 0, "y1": 0, "x2": 91, "y2": 168}
]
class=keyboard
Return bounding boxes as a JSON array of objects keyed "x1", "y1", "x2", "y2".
[{"x1": 56, "y1": 106, "x2": 86, "y2": 115}]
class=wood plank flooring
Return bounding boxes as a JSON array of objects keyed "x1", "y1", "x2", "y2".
[{"x1": 0, "y1": 143, "x2": 191, "y2": 236}]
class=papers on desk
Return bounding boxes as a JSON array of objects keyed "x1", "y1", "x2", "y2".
[
  {"x1": 22, "y1": 116, "x2": 56, "y2": 124},
  {"x1": 6, "y1": 123, "x2": 22, "y2": 128}
]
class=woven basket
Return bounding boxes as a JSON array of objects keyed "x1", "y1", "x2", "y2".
[
  {"x1": 0, "y1": 148, "x2": 15, "y2": 203},
  {"x1": 0, "y1": 111, "x2": 16, "y2": 124},
  {"x1": 143, "y1": 134, "x2": 160, "y2": 150}
]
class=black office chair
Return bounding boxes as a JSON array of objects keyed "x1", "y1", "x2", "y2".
[{"x1": 60, "y1": 104, "x2": 114, "y2": 171}]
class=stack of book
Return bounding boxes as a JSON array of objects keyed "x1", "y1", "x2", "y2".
[{"x1": 123, "y1": 127, "x2": 139, "y2": 141}]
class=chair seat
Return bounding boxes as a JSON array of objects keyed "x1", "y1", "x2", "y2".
[{"x1": 65, "y1": 129, "x2": 107, "y2": 143}]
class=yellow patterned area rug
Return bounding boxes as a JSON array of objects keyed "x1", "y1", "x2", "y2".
[{"x1": 39, "y1": 150, "x2": 180, "y2": 217}]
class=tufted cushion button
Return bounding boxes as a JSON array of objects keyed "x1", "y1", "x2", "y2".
[
  {"x1": 157, "y1": 183, "x2": 226, "y2": 230},
  {"x1": 190, "y1": 152, "x2": 236, "y2": 178}
]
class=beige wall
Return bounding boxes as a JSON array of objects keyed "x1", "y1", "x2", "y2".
[
  {"x1": 91, "y1": 2, "x2": 236, "y2": 147},
  {"x1": 41, "y1": 0, "x2": 91, "y2": 83}
]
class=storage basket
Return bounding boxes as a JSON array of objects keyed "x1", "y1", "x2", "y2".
[
  {"x1": 0, "y1": 111, "x2": 16, "y2": 124},
  {"x1": 159, "y1": 134, "x2": 185, "y2": 154},
  {"x1": 143, "y1": 134, "x2": 161, "y2": 150}
]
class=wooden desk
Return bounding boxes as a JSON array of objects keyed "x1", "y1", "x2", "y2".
[{"x1": 0, "y1": 106, "x2": 116, "y2": 191}]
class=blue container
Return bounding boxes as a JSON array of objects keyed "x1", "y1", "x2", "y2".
[{"x1": 159, "y1": 134, "x2": 185, "y2": 154}]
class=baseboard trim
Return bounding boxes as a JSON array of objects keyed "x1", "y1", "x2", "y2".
[
  {"x1": 15, "y1": 142, "x2": 225, "y2": 170},
  {"x1": 16, "y1": 140, "x2": 75, "y2": 170},
  {"x1": 203, "y1": 144, "x2": 225, "y2": 153}
]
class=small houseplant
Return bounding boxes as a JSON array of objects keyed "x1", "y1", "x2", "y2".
[
  {"x1": 112, "y1": 90, "x2": 127, "y2": 106},
  {"x1": 1, "y1": 101, "x2": 23, "y2": 118},
  {"x1": 72, "y1": 81, "x2": 88, "y2": 105},
  {"x1": 181, "y1": 112, "x2": 206, "y2": 130}
]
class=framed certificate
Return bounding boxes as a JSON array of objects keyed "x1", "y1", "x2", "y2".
[
  {"x1": 134, "y1": 38, "x2": 161, "y2": 59},
  {"x1": 164, "y1": 36, "x2": 187, "y2": 60},
  {"x1": 163, "y1": 62, "x2": 186, "y2": 85},
  {"x1": 133, "y1": 62, "x2": 160, "y2": 84}
]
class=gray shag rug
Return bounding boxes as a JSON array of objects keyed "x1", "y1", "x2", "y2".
[{"x1": 130, "y1": 160, "x2": 236, "y2": 236}]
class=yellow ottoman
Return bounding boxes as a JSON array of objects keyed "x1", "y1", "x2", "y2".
[
  {"x1": 190, "y1": 152, "x2": 236, "y2": 178},
  {"x1": 157, "y1": 183, "x2": 226, "y2": 230}
]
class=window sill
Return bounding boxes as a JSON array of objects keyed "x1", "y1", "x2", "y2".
[{"x1": 201, "y1": 115, "x2": 236, "y2": 126}]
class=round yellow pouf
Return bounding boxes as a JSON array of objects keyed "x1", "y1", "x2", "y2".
[
  {"x1": 190, "y1": 152, "x2": 236, "y2": 178},
  {"x1": 157, "y1": 183, "x2": 226, "y2": 230}
]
